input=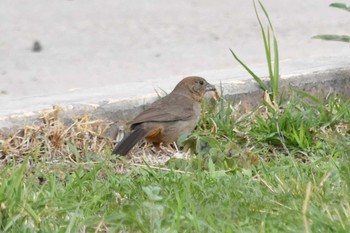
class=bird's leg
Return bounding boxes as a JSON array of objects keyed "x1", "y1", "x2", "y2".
[
  {"x1": 160, "y1": 142, "x2": 179, "y2": 155},
  {"x1": 151, "y1": 142, "x2": 165, "y2": 154},
  {"x1": 151, "y1": 142, "x2": 174, "y2": 155}
]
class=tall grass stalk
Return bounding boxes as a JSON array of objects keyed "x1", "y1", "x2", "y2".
[{"x1": 230, "y1": 0, "x2": 280, "y2": 108}]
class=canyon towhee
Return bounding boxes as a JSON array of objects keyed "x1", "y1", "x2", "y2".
[{"x1": 112, "y1": 76, "x2": 217, "y2": 156}]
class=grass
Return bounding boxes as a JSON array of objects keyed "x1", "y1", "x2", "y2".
[
  {"x1": 1, "y1": 0, "x2": 350, "y2": 232},
  {"x1": 0, "y1": 93, "x2": 349, "y2": 232},
  {"x1": 231, "y1": 0, "x2": 280, "y2": 109},
  {"x1": 313, "y1": 2, "x2": 350, "y2": 43}
]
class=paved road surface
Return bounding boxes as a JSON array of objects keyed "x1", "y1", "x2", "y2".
[{"x1": 0, "y1": 0, "x2": 349, "y2": 98}]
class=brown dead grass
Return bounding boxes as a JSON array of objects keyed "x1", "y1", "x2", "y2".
[{"x1": 0, "y1": 106, "x2": 182, "y2": 171}]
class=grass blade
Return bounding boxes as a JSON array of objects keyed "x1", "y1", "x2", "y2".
[
  {"x1": 230, "y1": 49, "x2": 269, "y2": 91},
  {"x1": 330, "y1": 3, "x2": 350, "y2": 12},
  {"x1": 272, "y1": 36, "x2": 280, "y2": 103},
  {"x1": 258, "y1": 0, "x2": 275, "y2": 30},
  {"x1": 254, "y1": 0, "x2": 273, "y2": 80},
  {"x1": 312, "y1": 35, "x2": 350, "y2": 43},
  {"x1": 291, "y1": 88, "x2": 322, "y2": 104}
]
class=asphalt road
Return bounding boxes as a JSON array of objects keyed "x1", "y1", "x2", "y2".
[{"x1": 0, "y1": 0, "x2": 349, "y2": 98}]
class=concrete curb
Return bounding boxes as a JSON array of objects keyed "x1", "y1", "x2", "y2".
[{"x1": 1, "y1": 56, "x2": 349, "y2": 137}]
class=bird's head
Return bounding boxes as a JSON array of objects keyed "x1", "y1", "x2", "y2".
[{"x1": 174, "y1": 76, "x2": 217, "y2": 102}]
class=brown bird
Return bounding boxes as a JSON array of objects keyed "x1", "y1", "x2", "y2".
[{"x1": 112, "y1": 76, "x2": 217, "y2": 156}]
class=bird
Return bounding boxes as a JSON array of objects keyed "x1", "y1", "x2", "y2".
[{"x1": 112, "y1": 76, "x2": 217, "y2": 156}]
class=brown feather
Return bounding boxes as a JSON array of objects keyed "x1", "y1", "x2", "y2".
[
  {"x1": 130, "y1": 93, "x2": 195, "y2": 127},
  {"x1": 112, "y1": 76, "x2": 217, "y2": 156},
  {"x1": 112, "y1": 126, "x2": 148, "y2": 156}
]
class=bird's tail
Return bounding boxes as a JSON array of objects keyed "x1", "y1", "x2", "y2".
[{"x1": 112, "y1": 126, "x2": 148, "y2": 156}]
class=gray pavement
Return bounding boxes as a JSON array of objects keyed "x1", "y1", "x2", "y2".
[
  {"x1": 1, "y1": 0, "x2": 349, "y2": 98},
  {"x1": 1, "y1": 56, "x2": 349, "y2": 132}
]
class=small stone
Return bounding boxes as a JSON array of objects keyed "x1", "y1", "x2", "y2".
[{"x1": 32, "y1": 41, "x2": 42, "y2": 52}]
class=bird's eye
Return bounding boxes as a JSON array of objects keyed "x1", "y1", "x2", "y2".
[{"x1": 198, "y1": 80, "x2": 204, "y2": 85}]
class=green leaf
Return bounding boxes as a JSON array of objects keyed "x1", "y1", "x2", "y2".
[
  {"x1": 254, "y1": 0, "x2": 280, "y2": 104},
  {"x1": 291, "y1": 88, "x2": 323, "y2": 105},
  {"x1": 258, "y1": 0, "x2": 275, "y2": 30},
  {"x1": 200, "y1": 136, "x2": 221, "y2": 149},
  {"x1": 254, "y1": 1, "x2": 273, "y2": 80},
  {"x1": 142, "y1": 186, "x2": 163, "y2": 201},
  {"x1": 68, "y1": 142, "x2": 81, "y2": 162},
  {"x1": 24, "y1": 204, "x2": 41, "y2": 225},
  {"x1": 272, "y1": 36, "x2": 280, "y2": 103},
  {"x1": 330, "y1": 3, "x2": 350, "y2": 12},
  {"x1": 312, "y1": 35, "x2": 350, "y2": 43},
  {"x1": 229, "y1": 49, "x2": 269, "y2": 92}
]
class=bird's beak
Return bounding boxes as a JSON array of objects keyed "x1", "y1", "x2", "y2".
[{"x1": 205, "y1": 83, "x2": 216, "y2": 92}]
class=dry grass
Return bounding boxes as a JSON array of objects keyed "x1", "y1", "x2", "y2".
[
  {"x1": 0, "y1": 106, "x2": 184, "y2": 172},
  {"x1": 0, "y1": 106, "x2": 111, "y2": 163},
  {"x1": 0, "y1": 97, "x2": 349, "y2": 232}
]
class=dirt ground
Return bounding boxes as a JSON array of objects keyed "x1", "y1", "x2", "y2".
[{"x1": 0, "y1": 0, "x2": 349, "y2": 98}]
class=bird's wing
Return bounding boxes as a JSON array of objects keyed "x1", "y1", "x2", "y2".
[{"x1": 130, "y1": 93, "x2": 195, "y2": 126}]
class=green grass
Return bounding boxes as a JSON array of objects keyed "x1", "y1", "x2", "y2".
[
  {"x1": 313, "y1": 2, "x2": 350, "y2": 43},
  {"x1": 231, "y1": 0, "x2": 280, "y2": 109},
  {"x1": 0, "y1": 158, "x2": 348, "y2": 233},
  {"x1": 1, "y1": 93, "x2": 350, "y2": 232},
  {"x1": 1, "y1": 1, "x2": 349, "y2": 232}
]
